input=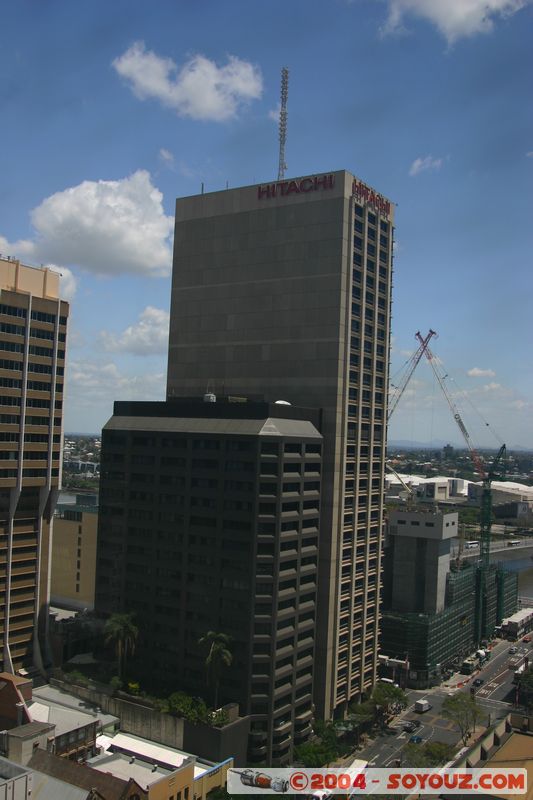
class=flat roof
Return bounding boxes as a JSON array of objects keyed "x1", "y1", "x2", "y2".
[
  {"x1": 502, "y1": 608, "x2": 533, "y2": 624},
  {"x1": 7, "y1": 721, "x2": 54, "y2": 739},
  {"x1": 29, "y1": 700, "x2": 97, "y2": 736},
  {"x1": 90, "y1": 751, "x2": 172, "y2": 789},
  {"x1": 96, "y1": 731, "x2": 213, "y2": 776},
  {"x1": 32, "y1": 685, "x2": 119, "y2": 731},
  {"x1": 105, "y1": 414, "x2": 322, "y2": 438}
]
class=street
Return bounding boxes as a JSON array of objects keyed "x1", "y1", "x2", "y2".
[{"x1": 357, "y1": 637, "x2": 533, "y2": 766}]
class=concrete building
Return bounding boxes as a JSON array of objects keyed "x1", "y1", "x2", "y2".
[
  {"x1": 0, "y1": 256, "x2": 69, "y2": 674},
  {"x1": 381, "y1": 508, "x2": 518, "y2": 686},
  {"x1": 51, "y1": 495, "x2": 98, "y2": 611},
  {"x1": 96, "y1": 397, "x2": 321, "y2": 764},
  {"x1": 166, "y1": 170, "x2": 394, "y2": 718},
  {"x1": 387, "y1": 509, "x2": 458, "y2": 613},
  {"x1": 90, "y1": 731, "x2": 232, "y2": 800}
]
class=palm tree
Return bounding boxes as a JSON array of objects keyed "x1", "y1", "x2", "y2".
[
  {"x1": 198, "y1": 631, "x2": 233, "y2": 709},
  {"x1": 104, "y1": 613, "x2": 138, "y2": 680}
]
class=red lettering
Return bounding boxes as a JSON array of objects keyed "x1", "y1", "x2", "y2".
[
  {"x1": 443, "y1": 774, "x2": 459, "y2": 789},
  {"x1": 402, "y1": 775, "x2": 416, "y2": 790},
  {"x1": 459, "y1": 774, "x2": 473, "y2": 789},
  {"x1": 509, "y1": 774, "x2": 525, "y2": 790},
  {"x1": 387, "y1": 774, "x2": 400, "y2": 790},
  {"x1": 314, "y1": 174, "x2": 334, "y2": 190},
  {"x1": 257, "y1": 184, "x2": 276, "y2": 199},
  {"x1": 310, "y1": 775, "x2": 324, "y2": 790},
  {"x1": 258, "y1": 174, "x2": 334, "y2": 200},
  {"x1": 428, "y1": 775, "x2": 443, "y2": 789},
  {"x1": 352, "y1": 773, "x2": 366, "y2": 790}
]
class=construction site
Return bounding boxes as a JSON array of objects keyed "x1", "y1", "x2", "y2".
[{"x1": 380, "y1": 331, "x2": 521, "y2": 687}]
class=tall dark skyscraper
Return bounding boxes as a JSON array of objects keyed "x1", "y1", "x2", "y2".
[
  {"x1": 0, "y1": 257, "x2": 69, "y2": 673},
  {"x1": 96, "y1": 398, "x2": 322, "y2": 764},
  {"x1": 166, "y1": 170, "x2": 394, "y2": 718}
]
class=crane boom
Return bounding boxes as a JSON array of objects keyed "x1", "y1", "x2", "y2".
[
  {"x1": 415, "y1": 333, "x2": 485, "y2": 479},
  {"x1": 388, "y1": 330, "x2": 436, "y2": 421}
]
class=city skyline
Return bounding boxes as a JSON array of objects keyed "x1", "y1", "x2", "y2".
[{"x1": 1, "y1": 1, "x2": 532, "y2": 445}]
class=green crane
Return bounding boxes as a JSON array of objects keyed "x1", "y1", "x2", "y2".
[{"x1": 415, "y1": 331, "x2": 507, "y2": 642}]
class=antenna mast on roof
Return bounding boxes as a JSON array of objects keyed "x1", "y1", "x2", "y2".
[{"x1": 277, "y1": 67, "x2": 289, "y2": 181}]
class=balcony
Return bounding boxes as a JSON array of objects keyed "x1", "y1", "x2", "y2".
[
  {"x1": 294, "y1": 723, "x2": 312, "y2": 741},
  {"x1": 249, "y1": 744, "x2": 267, "y2": 758}
]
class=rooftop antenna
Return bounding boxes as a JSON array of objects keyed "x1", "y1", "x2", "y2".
[{"x1": 277, "y1": 67, "x2": 289, "y2": 181}]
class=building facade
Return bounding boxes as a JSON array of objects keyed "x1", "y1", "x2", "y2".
[
  {"x1": 0, "y1": 257, "x2": 69, "y2": 674},
  {"x1": 96, "y1": 398, "x2": 321, "y2": 764},
  {"x1": 51, "y1": 494, "x2": 98, "y2": 611},
  {"x1": 166, "y1": 170, "x2": 394, "y2": 718}
]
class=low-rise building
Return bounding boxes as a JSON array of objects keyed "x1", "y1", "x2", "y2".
[
  {"x1": 89, "y1": 730, "x2": 232, "y2": 800},
  {"x1": 52, "y1": 494, "x2": 98, "y2": 611}
]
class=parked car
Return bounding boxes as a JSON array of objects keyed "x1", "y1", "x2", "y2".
[
  {"x1": 523, "y1": 636, "x2": 531, "y2": 643},
  {"x1": 473, "y1": 678, "x2": 484, "y2": 687},
  {"x1": 509, "y1": 646, "x2": 518, "y2": 654},
  {"x1": 403, "y1": 720, "x2": 421, "y2": 733},
  {"x1": 409, "y1": 735, "x2": 423, "y2": 744}
]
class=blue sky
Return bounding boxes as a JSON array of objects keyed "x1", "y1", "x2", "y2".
[{"x1": 1, "y1": 0, "x2": 532, "y2": 448}]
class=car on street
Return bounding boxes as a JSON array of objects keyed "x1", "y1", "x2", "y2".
[
  {"x1": 409, "y1": 735, "x2": 423, "y2": 744},
  {"x1": 523, "y1": 636, "x2": 531, "y2": 643},
  {"x1": 473, "y1": 678, "x2": 484, "y2": 687},
  {"x1": 508, "y1": 646, "x2": 518, "y2": 654},
  {"x1": 403, "y1": 720, "x2": 421, "y2": 733}
]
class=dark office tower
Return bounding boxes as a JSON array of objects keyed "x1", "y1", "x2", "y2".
[
  {"x1": 0, "y1": 257, "x2": 68, "y2": 673},
  {"x1": 167, "y1": 171, "x2": 394, "y2": 719},
  {"x1": 96, "y1": 398, "x2": 322, "y2": 764}
]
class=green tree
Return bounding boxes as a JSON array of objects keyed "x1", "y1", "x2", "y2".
[
  {"x1": 402, "y1": 741, "x2": 455, "y2": 767},
  {"x1": 442, "y1": 693, "x2": 482, "y2": 746},
  {"x1": 518, "y1": 667, "x2": 533, "y2": 712},
  {"x1": 294, "y1": 740, "x2": 337, "y2": 768},
  {"x1": 371, "y1": 684, "x2": 408, "y2": 727},
  {"x1": 198, "y1": 631, "x2": 233, "y2": 709},
  {"x1": 104, "y1": 613, "x2": 138, "y2": 680}
]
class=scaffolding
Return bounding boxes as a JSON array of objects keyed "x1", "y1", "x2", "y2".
[{"x1": 380, "y1": 561, "x2": 518, "y2": 685}]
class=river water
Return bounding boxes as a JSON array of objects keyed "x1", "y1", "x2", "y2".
[{"x1": 495, "y1": 546, "x2": 533, "y2": 600}]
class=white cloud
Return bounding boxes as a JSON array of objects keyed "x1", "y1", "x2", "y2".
[
  {"x1": 527, "y1": 151, "x2": 533, "y2": 158},
  {"x1": 380, "y1": 0, "x2": 530, "y2": 44},
  {"x1": 113, "y1": 41, "x2": 263, "y2": 121},
  {"x1": 268, "y1": 103, "x2": 280, "y2": 122},
  {"x1": 409, "y1": 155, "x2": 443, "y2": 176},
  {"x1": 99, "y1": 306, "x2": 169, "y2": 355},
  {"x1": 1, "y1": 171, "x2": 173, "y2": 278},
  {"x1": 159, "y1": 147, "x2": 175, "y2": 165},
  {"x1": 58, "y1": 267, "x2": 77, "y2": 301},
  {"x1": 482, "y1": 381, "x2": 503, "y2": 392},
  {"x1": 468, "y1": 367, "x2": 496, "y2": 377},
  {"x1": 67, "y1": 360, "x2": 166, "y2": 405}
]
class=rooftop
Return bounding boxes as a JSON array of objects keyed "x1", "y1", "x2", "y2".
[
  {"x1": 95, "y1": 731, "x2": 214, "y2": 777},
  {"x1": 89, "y1": 750, "x2": 173, "y2": 789},
  {"x1": 32, "y1": 684, "x2": 119, "y2": 732}
]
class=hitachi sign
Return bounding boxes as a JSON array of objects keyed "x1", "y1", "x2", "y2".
[
  {"x1": 257, "y1": 174, "x2": 335, "y2": 199},
  {"x1": 352, "y1": 178, "x2": 391, "y2": 216}
]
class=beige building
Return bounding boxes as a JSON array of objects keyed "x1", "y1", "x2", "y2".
[
  {"x1": 0, "y1": 256, "x2": 69, "y2": 674},
  {"x1": 167, "y1": 170, "x2": 394, "y2": 719},
  {"x1": 51, "y1": 495, "x2": 98, "y2": 611}
]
